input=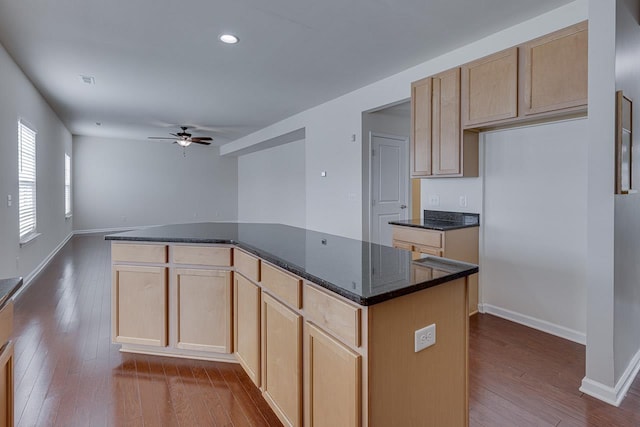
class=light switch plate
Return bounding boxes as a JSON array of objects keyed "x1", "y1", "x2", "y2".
[
  {"x1": 428, "y1": 195, "x2": 440, "y2": 206},
  {"x1": 415, "y1": 324, "x2": 436, "y2": 352}
]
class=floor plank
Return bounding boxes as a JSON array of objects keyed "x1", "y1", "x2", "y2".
[{"x1": 10, "y1": 234, "x2": 640, "y2": 426}]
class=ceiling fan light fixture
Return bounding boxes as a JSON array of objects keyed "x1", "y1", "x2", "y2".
[
  {"x1": 176, "y1": 139, "x2": 192, "y2": 147},
  {"x1": 219, "y1": 34, "x2": 239, "y2": 44}
]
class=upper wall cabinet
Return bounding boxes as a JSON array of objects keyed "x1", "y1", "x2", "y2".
[
  {"x1": 411, "y1": 68, "x2": 479, "y2": 178},
  {"x1": 432, "y1": 68, "x2": 462, "y2": 175},
  {"x1": 411, "y1": 21, "x2": 587, "y2": 178},
  {"x1": 461, "y1": 47, "x2": 519, "y2": 127},
  {"x1": 411, "y1": 77, "x2": 432, "y2": 176},
  {"x1": 520, "y1": 21, "x2": 588, "y2": 116}
]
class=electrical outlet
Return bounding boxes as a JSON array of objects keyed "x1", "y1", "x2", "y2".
[
  {"x1": 428, "y1": 195, "x2": 440, "y2": 206},
  {"x1": 459, "y1": 195, "x2": 468, "y2": 208},
  {"x1": 7, "y1": 195, "x2": 12, "y2": 207},
  {"x1": 414, "y1": 324, "x2": 436, "y2": 352}
]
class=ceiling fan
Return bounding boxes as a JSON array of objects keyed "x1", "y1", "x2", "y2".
[{"x1": 148, "y1": 126, "x2": 213, "y2": 147}]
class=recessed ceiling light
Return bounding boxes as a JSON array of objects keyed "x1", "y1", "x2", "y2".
[
  {"x1": 80, "y1": 75, "x2": 95, "y2": 85},
  {"x1": 219, "y1": 34, "x2": 239, "y2": 44},
  {"x1": 96, "y1": 122, "x2": 101, "y2": 126}
]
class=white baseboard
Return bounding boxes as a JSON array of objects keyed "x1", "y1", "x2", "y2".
[
  {"x1": 14, "y1": 232, "x2": 74, "y2": 300},
  {"x1": 478, "y1": 303, "x2": 586, "y2": 345},
  {"x1": 580, "y1": 347, "x2": 640, "y2": 407}
]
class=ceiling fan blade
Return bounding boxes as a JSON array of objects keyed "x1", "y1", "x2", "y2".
[
  {"x1": 192, "y1": 140, "x2": 212, "y2": 145},
  {"x1": 148, "y1": 137, "x2": 176, "y2": 140},
  {"x1": 191, "y1": 137, "x2": 213, "y2": 142}
]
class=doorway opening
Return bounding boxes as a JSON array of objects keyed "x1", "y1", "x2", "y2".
[{"x1": 362, "y1": 101, "x2": 418, "y2": 246}]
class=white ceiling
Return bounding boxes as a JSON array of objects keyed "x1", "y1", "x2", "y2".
[{"x1": 0, "y1": 0, "x2": 574, "y2": 145}]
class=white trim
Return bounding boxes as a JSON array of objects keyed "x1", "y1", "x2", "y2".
[
  {"x1": 580, "y1": 348, "x2": 640, "y2": 407},
  {"x1": 479, "y1": 303, "x2": 586, "y2": 345},
  {"x1": 14, "y1": 232, "x2": 73, "y2": 300},
  {"x1": 19, "y1": 232, "x2": 41, "y2": 247}
]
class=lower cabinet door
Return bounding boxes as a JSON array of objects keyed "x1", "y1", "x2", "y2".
[
  {"x1": 305, "y1": 323, "x2": 361, "y2": 427},
  {"x1": 175, "y1": 268, "x2": 232, "y2": 353},
  {"x1": 262, "y1": 293, "x2": 302, "y2": 427},
  {"x1": 234, "y1": 274, "x2": 261, "y2": 386},
  {"x1": 112, "y1": 265, "x2": 168, "y2": 346},
  {"x1": 0, "y1": 341, "x2": 13, "y2": 427}
]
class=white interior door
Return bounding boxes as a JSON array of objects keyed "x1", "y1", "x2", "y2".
[{"x1": 370, "y1": 133, "x2": 409, "y2": 246}]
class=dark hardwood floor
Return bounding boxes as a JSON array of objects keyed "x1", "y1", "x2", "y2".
[{"x1": 10, "y1": 234, "x2": 640, "y2": 426}]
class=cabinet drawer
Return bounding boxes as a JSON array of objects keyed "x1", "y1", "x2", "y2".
[
  {"x1": 234, "y1": 249, "x2": 260, "y2": 282},
  {"x1": 414, "y1": 245, "x2": 443, "y2": 257},
  {"x1": 172, "y1": 245, "x2": 231, "y2": 267},
  {"x1": 304, "y1": 285, "x2": 361, "y2": 348},
  {"x1": 112, "y1": 243, "x2": 167, "y2": 264},
  {"x1": 392, "y1": 227, "x2": 442, "y2": 248},
  {"x1": 393, "y1": 240, "x2": 413, "y2": 251},
  {"x1": 261, "y1": 263, "x2": 302, "y2": 309}
]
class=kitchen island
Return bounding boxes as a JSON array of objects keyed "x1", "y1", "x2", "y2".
[{"x1": 107, "y1": 223, "x2": 478, "y2": 427}]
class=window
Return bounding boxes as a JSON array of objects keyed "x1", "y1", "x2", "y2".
[
  {"x1": 18, "y1": 120, "x2": 37, "y2": 242},
  {"x1": 65, "y1": 153, "x2": 71, "y2": 217}
]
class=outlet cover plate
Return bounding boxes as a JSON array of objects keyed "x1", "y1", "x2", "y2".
[{"x1": 415, "y1": 323, "x2": 436, "y2": 352}]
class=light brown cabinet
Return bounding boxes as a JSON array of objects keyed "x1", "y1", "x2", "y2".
[
  {"x1": 234, "y1": 273, "x2": 261, "y2": 387},
  {"x1": 304, "y1": 322, "x2": 361, "y2": 427},
  {"x1": 0, "y1": 302, "x2": 14, "y2": 427},
  {"x1": 411, "y1": 77, "x2": 433, "y2": 176},
  {"x1": 411, "y1": 68, "x2": 479, "y2": 178},
  {"x1": 111, "y1": 243, "x2": 235, "y2": 362},
  {"x1": 521, "y1": 21, "x2": 588, "y2": 116},
  {"x1": 432, "y1": 68, "x2": 462, "y2": 175},
  {"x1": 262, "y1": 292, "x2": 303, "y2": 427},
  {"x1": 174, "y1": 268, "x2": 232, "y2": 353},
  {"x1": 392, "y1": 226, "x2": 479, "y2": 315},
  {"x1": 0, "y1": 342, "x2": 12, "y2": 427},
  {"x1": 416, "y1": 21, "x2": 587, "y2": 167},
  {"x1": 461, "y1": 47, "x2": 519, "y2": 127},
  {"x1": 111, "y1": 241, "x2": 471, "y2": 426},
  {"x1": 112, "y1": 264, "x2": 168, "y2": 347}
]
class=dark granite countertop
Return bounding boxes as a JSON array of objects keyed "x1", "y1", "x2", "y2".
[
  {"x1": 390, "y1": 210, "x2": 480, "y2": 231},
  {"x1": 0, "y1": 277, "x2": 23, "y2": 309},
  {"x1": 106, "y1": 223, "x2": 477, "y2": 306}
]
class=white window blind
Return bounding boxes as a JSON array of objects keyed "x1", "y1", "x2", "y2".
[
  {"x1": 18, "y1": 120, "x2": 37, "y2": 240},
  {"x1": 65, "y1": 153, "x2": 71, "y2": 217}
]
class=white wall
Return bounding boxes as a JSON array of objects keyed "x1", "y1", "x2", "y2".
[
  {"x1": 238, "y1": 140, "x2": 305, "y2": 228},
  {"x1": 614, "y1": 0, "x2": 640, "y2": 385},
  {"x1": 0, "y1": 42, "x2": 73, "y2": 283},
  {"x1": 221, "y1": 1, "x2": 587, "y2": 240},
  {"x1": 73, "y1": 136, "x2": 238, "y2": 231},
  {"x1": 420, "y1": 176, "x2": 483, "y2": 215},
  {"x1": 481, "y1": 119, "x2": 588, "y2": 341}
]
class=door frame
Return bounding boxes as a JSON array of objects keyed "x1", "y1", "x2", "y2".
[{"x1": 365, "y1": 131, "x2": 410, "y2": 244}]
